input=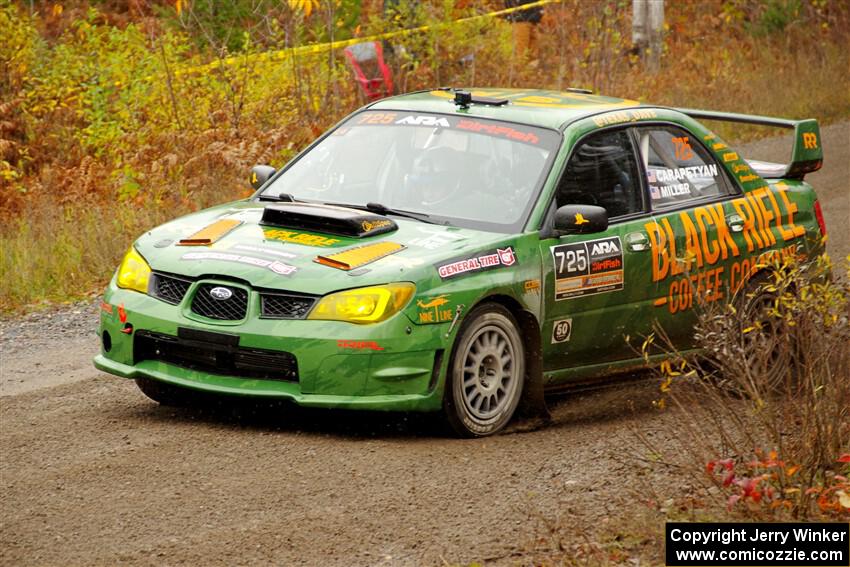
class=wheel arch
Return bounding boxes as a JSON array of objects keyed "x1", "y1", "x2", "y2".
[{"x1": 469, "y1": 293, "x2": 549, "y2": 421}]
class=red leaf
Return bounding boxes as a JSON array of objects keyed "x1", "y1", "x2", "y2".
[
  {"x1": 727, "y1": 494, "x2": 740, "y2": 511},
  {"x1": 837, "y1": 454, "x2": 850, "y2": 463}
]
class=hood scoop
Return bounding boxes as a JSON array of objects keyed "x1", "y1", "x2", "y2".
[{"x1": 260, "y1": 203, "x2": 397, "y2": 238}]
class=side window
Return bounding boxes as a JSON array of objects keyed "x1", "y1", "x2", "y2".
[
  {"x1": 555, "y1": 129, "x2": 644, "y2": 219},
  {"x1": 636, "y1": 125, "x2": 732, "y2": 208}
]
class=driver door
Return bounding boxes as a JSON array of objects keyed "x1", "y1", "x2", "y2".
[{"x1": 538, "y1": 127, "x2": 657, "y2": 382}]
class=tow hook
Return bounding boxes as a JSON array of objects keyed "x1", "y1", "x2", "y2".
[{"x1": 445, "y1": 304, "x2": 465, "y2": 338}]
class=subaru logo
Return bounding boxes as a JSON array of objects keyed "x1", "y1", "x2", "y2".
[{"x1": 209, "y1": 286, "x2": 233, "y2": 301}]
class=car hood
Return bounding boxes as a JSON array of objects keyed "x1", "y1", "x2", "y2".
[{"x1": 135, "y1": 200, "x2": 513, "y2": 295}]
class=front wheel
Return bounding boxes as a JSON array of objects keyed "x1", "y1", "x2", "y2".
[{"x1": 443, "y1": 304, "x2": 526, "y2": 437}]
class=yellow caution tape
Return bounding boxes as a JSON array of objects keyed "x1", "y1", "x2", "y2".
[{"x1": 173, "y1": 0, "x2": 560, "y2": 78}]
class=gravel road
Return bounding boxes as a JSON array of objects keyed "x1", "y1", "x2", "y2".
[{"x1": 1, "y1": 122, "x2": 847, "y2": 566}]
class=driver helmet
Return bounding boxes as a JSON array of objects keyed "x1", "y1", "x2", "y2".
[{"x1": 408, "y1": 146, "x2": 464, "y2": 207}]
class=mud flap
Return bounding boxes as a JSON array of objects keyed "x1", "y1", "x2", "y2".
[{"x1": 514, "y1": 310, "x2": 551, "y2": 424}]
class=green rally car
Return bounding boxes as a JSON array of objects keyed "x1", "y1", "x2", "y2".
[{"x1": 94, "y1": 88, "x2": 828, "y2": 437}]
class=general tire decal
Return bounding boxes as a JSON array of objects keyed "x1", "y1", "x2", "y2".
[
  {"x1": 436, "y1": 247, "x2": 516, "y2": 280},
  {"x1": 550, "y1": 236, "x2": 624, "y2": 300}
]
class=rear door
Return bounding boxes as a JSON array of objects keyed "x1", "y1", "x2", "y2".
[{"x1": 635, "y1": 124, "x2": 742, "y2": 348}]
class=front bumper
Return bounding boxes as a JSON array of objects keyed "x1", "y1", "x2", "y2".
[{"x1": 95, "y1": 281, "x2": 449, "y2": 412}]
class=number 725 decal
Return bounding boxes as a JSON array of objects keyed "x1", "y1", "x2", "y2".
[{"x1": 550, "y1": 236, "x2": 624, "y2": 300}]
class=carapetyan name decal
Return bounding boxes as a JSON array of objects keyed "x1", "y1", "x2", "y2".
[{"x1": 551, "y1": 236, "x2": 624, "y2": 300}]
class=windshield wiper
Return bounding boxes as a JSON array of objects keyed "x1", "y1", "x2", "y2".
[
  {"x1": 366, "y1": 202, "x2": 445, "y2": 225},
  {"x1": 257, "y1": 193, "x2": 297, "y2": 203},
  {"x1": 324, "y1": 201, "x2": 443, "y2": 225}
]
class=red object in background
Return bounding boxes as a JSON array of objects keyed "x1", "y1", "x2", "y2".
[{"x1": 343, "y1": 41, "x2": 393, "y2": 101}]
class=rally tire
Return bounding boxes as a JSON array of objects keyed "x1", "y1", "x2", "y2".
[
  {"x1": 135, "y1": 377, "x2": 195, "y2": 407},
  {"x1": 443, "y1": 304, "x2": 526, "y2": 437},
  {"x1": 736, "y1": 272, "x2": 793, "y2": 393}
]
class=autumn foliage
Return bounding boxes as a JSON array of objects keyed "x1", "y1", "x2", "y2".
[{"x1": 1, "y1": 0, "x2": 849, "y2": 310}]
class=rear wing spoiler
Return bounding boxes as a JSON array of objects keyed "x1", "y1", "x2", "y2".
[{"x1": 676, "y1": 108, "x2": 823, "y2": 180}]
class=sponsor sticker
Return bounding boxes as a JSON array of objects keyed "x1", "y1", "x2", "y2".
[
  {"x1": 230, "y1": 243, "x2": 298, "y2": 259},
  {"x1": 262, "y1": 228, "x2": 341, "y2": 247},
  {"x1": 361, "y1": 219, "x2": 393, "y2": 233},
  {"x1": 180, "y1": 251, "x2": 297, "y2": 275},
  {"x1": 455, "y1": 119, "x2": 540, "y2": 145},
  {"x1": 395, "y1": 115, "x2": 450, "y2": 127},
  {"x1": 436, "y1": 247, "x2": 516, "y2": 280},
  {"x1": 408, "y1": 230, "x2": 467, "y2": 250},
  {"x1": 337, "y1": 340, "x2": 384, "y2": 351},
  {"x1": 802, "y1": 131, "x2": 818, "y2": 149},
  {"x1": 551, "y1": 319, "x2": 572, "y2": 343},
  {"x1": 551, "y1": 236, "x2": 624, "y2": 300},
  {"x1": 523, "y1": 279, "x2": 541, "y2": 294},
  {"x1": 415, "y1": 294, "x2": 454, "y2": 324}
]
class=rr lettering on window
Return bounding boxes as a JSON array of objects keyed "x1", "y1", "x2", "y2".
[
  {"x1": 672, "y1": 136, "x2": 695, "y2": 161},
  {"x1": 802, "y1": 132, "x2": 818, "y2": 149},
  {"x1": 358, "y1": 112, "x2": 397, "y2": 125}
]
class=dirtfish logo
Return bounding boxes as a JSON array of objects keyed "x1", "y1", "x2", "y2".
[{"x1": 396, "y1": 115, "x2": 450, "y2": 127}]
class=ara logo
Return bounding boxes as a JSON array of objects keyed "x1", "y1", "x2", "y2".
[
  {"x1": 395, "y1": 115, "x2": 450, "y2": 127},
  {"x1": 591, "y1": 240, "x2": 620, "y2": 255}
]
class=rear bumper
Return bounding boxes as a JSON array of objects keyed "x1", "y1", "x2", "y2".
[{"x1": 94, "y1": 282, "x2": 449, "y2": 412}]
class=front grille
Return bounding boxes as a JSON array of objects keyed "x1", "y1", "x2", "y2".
[
  {"x1": 260, "y1": 292, "x2": 316, "y2": 319},
  {"x1": 150, "y1": 273, "x2": 192, "y2": 305},
  {"x1": 134, "y1": 330, "x2": 298, "y2": 382},
  {"x1": 190, "y1": 284, "x2": 249, "y2": 321}
]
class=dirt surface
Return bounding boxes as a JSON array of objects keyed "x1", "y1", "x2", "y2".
[{"x1": 1, "y1": 122, "x2": 848, "y2": 566}]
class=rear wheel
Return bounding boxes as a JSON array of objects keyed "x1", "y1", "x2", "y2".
[
  {"x1": 443, "y1": 304, "x2": 525, "y2": 437},
  {"x1": 136, "y1": 377, "x2": 195, "y2": 407},
  {"x1": 737, "y1": 272, "x2": 793, "y2": 392}
]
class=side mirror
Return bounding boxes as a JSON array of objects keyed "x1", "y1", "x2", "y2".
[
  {"x1": 250, "y1": 165, "x2": 276, "y2": 190},
  {"x1": 553, "y1": 204, "x2": 608, "y2": 235}
]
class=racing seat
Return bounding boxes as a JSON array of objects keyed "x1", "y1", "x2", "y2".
[
  {"x1": 557, "y1": 138, "x2": 639, "y2": 218},
  {"x1": 343, "y1": 41, "x2": 393, "y2": 101}
]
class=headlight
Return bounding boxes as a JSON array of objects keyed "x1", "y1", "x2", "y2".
[
  {"x1": 307, "y1": 283, "x2": 415, "y2": 324},
  {"x1": 116, "y1": 246, "x2": 152, "y2": 293}
]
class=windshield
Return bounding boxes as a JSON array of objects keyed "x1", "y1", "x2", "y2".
[{"x1": 260, "y1": 111, "x2": 561, "y2": 232}]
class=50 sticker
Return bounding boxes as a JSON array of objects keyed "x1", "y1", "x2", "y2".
[{"x1": 550, "y1": 236, "x2": 624, "y2": 300}]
